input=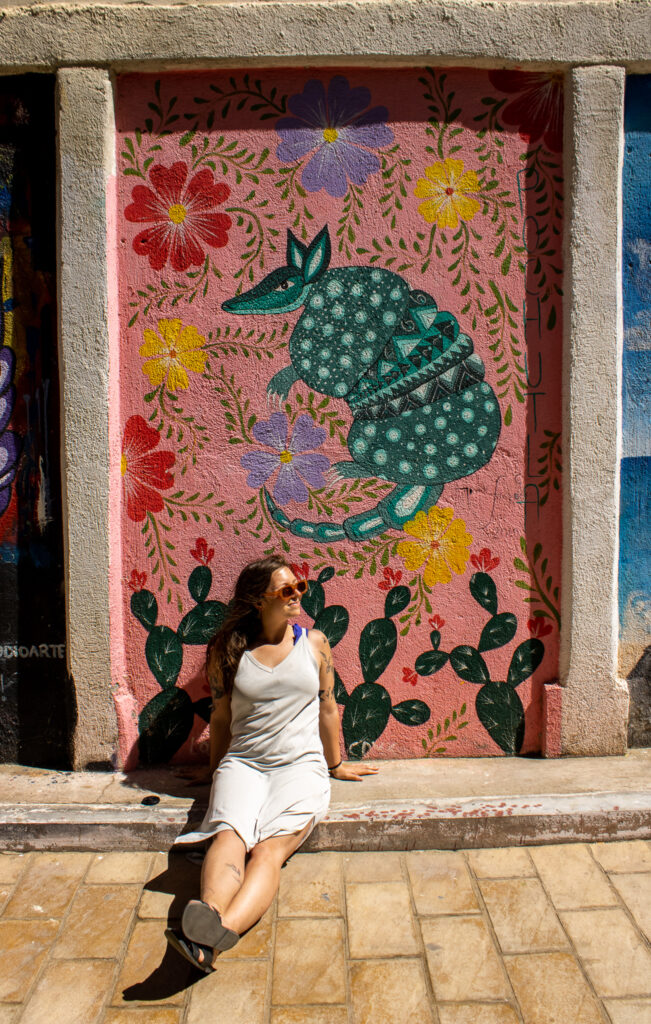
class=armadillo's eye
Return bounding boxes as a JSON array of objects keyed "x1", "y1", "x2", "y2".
[{"x1": 278, "y1": 281, "x2": 290, "y2": 291}]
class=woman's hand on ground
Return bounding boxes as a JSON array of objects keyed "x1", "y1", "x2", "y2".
[
  {"x1": 173, "y1": 764, "x2": 214, "y2": 786},
  {"x1": 329, "y1": 762, "x2": 379, "y2": 782}
]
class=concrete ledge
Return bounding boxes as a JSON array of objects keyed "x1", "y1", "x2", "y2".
[
  {"x1": 2, "y1": 752, "x2": 649, "y2": 852},
  {"x1": 0, "y1": 0, "x2": 649, "y2": 72}
]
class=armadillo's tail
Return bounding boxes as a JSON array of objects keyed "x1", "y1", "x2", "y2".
[{"x1": 264, "y1": 483, "x2": 443, "y2": 542}]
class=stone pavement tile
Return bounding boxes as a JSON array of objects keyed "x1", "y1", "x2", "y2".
[
  {"x1": 346, "y1": 881, "x2": 419, "y2": 957},
  {"x1": 437, "y1": 1004, "x2": 520, "y2": 1024},
  {"x1": 0, "y1": 853, "x2": 30, "y2": 884},
  {"x1": 137, "y1": 888, "x2": 176, "y2": 919},
  {"x1": 51, "y1": 884, "x2": 139, "y2": 959},
  {"x1": 3, "y1": 853, "x2": 91, "y2": 919},
  {"x1": 111, "y1": 919, "x2": 193, "y2": 1005},
  {"x1": 0, "y1": 1006, "x2": 19, "y2": 1024},
  {"x1": 86, "y1": 853, "x2": 153, "y2": 884},
  {"x1": 421, "y1": 916, "x2": 509, "y2": 1002},
  {"x1": 270, "y1": 1008, "x2": 348, "y2": 1024},
  {"x1": 505, "y1": 952, "x2": 604, "y2": 1024},
  {"x1": 220, "y1": 903, "x2": 274, "y2": 959},
  {"x1": 0, "y1": 919, "x2": 59, "y2": 1001},
  {"x1": 272, "y1": 918, "x2": 346, "y2": 1004},
  {"x1": 478, "y1": 879, "x2": 569, "y2": 953},
  {"x1": 608, "y1": 873, "x2": 651, "y2": 941},
  {"x1": 466, "y1": 848, "x2": 535, "y2": 879},
  {"x1": 185, "y1": 960, "x2": 267, "y2": 1024},
  {"x1": 20, "y1": 959, "x2": 115, "y2": 1024},
  {"x1": 406, "y1": 851, "x2": 479, "y2": 916},
  {"x1": 343, "y1": 851, "x2": 404, "y2": 882},
  {"x1": 140, "y1": 854, "x2": 202, "y2": 921},
  {"x1": 561, "y1": 909, "x2": 651, "y2": 997},
  {"x1": 349, "y1": 959, "x2": 434, "y2": 1024},
  {"x1": 529, "y1": 845, "x2": 617, "y2": 910},
  {"x1": 591, "y1": 842, "x2": 651, "y2": 874},
  {"x1": 0, "y1": 884, "x2": 11, "y2": 914},
  {"x1": 278, "y1": 852, "x2": 342, "y2": 917},
  {"x1": 603, "y1": 999, "x2": 651, "y2": 1024},
  {"x1": 104, "y1": 1012, "x2": 181, "y2": 1024}
]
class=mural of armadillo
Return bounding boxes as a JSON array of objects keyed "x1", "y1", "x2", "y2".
[{"x1": 222, "y1": 225, "x2": 501, "y2": 541}]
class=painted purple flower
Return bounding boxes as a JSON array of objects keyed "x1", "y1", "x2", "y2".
[
  {"x1": 0, "y1": 347, "x2": 19, "y2": 518},
  {"x1": 241, "y1": 412, "x2": 330, "y2": 505},
  {"x1": 276, "y1": 76, "x2": 394, "y2": 199}
]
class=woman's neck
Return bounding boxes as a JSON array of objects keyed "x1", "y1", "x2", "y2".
[{"x1": 257, "y1": 618, "x2": 290, "y2": 646}]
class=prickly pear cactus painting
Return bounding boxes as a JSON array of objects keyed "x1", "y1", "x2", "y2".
[{"x1": 114, "y1": 69, "x2": 563, "y2": 767}]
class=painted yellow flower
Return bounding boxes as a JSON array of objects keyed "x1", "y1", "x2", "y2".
[
  {"x1": 139, "y1": 318, "x2": 207, "y2": 391},
  {"x1": 397, "y1": 506, "x2": 472, "y2": 587},
  {"x1": 414, "y1": 158, "x2": 481, "y2": 229}
]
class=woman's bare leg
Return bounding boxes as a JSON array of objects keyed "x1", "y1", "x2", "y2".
[
  {"x1": 220, "y1": 821, "x2": 312, "y2": 935},
  {"x1": 200, "y1": 828, "x2": 247, "y2": 916}
]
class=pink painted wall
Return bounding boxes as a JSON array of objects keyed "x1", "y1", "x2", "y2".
[{"x1": 113, "y1": 68, "x2": 563, "y2": 768}]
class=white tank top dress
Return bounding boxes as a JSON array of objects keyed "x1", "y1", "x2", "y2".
[{"x1": 174, "y1": 625, "x2": 331, "y2": 852}]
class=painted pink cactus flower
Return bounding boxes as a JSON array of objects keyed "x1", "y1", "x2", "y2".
[
  {"x1": 124, "y1": 163, "x2": 232, "y2": 273},
  {"x1": 241, "y1": 412, "x2": 329, "y2": 505},
  {"x1": 528, "y1": 617, "x2": 553, "y2": 638},
  {"x1": 470, "y1": 548, "x2": 500, "y2": 572},
  {"x1": 276, "y1": 76, "x2": 394, "y2": 198},
  {"x1": 191, "y1": 537, "x2": 214, "y2": 565}
]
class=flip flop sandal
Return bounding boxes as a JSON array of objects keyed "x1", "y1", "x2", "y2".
[
  {"x1": 182, "y1": 899, "x2": 240, "y2": 952},
  {"x1": 164, "y1": 928, "x2": 215, "y2": 974}
]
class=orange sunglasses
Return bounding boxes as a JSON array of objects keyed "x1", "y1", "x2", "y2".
[{"x1": 264, "y1": 579, "x2": 308, "y2": 602}]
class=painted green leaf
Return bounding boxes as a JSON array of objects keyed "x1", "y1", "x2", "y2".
[
  {"x1": 138, "y1": 688, "x2": 194, "y2": 765},
  {"x1": 478, "y1": 613, "x2": 518, "y2": 652},
  {"x1": 475, "y1": 681, "x2": 525, "y2": 754},
  {"x1": 415, "y1": 650, "x2": 449, "y2": 675},
  {"x1": 391, "y1": 700, "x2": 431, "y2": 726},
  {"x1": 177, "y1": 601, "x2": 226, "y2": 644},
  {"x1": 384, "y1": 585, "x2": 410, "y2": 619},
  {"x1": 469, "y1": 572, "x2": 498, "y2": 615},
  {"x1": 507, "y1": 638, "x2": 545, "y2": 686},
  {"x1": 145, "y1": 626, "x2": 183, "y2": 689},
  {"x1": 188, "y1": 565, "x2": 212, "y2": 603},
  {"x1": 301, "y1": 580, "x2": 325, "y2": 620},
  {"x1": 449, "y1": 645, "x2": 490, "y2": 685},
  {"x1": 360, "y1": 617, "x2": 397, "y2": 684},
  {"x1": 334, "y1": 669, "x2": 348, "y2": 706},
  {"x1": 131, "y1": 590, "x2": 158, "y2": 631},
  {"x1": 317, "y1": 566, "x2": 335, "y2": 583},
  {"x1": 192, "y1": 696, "x2": 212, "y2": 723},
  {"x1": 342, "y1": 682, "x2": 392, "y2": 759},
  {"x1": 313, "y1": 604, "x2": 349, "y2": 648}
]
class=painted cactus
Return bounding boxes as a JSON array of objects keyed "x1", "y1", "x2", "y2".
[
  {"x1": 131, "y1": 562, "x2": 226, "y2": 763},
  {"x1": 413, "y1": 570, "x2": 545, "y2": 754},
  {"x1": 222, "y1": 226, "x2": 501, "y2": 542},
  {"x1": 302, "y1": 570, "x2": 430, "y2": 758}
]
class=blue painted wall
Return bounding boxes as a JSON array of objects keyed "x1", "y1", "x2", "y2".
[{"x1": 620, "y1": 75, "x2": 651, "y2": 714}]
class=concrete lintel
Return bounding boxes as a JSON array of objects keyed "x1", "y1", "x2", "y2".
[
  {"x1": 0, "y1": 1, "x2": 649, "y2": 72},
  {"x1": 57, "y1": 67, "x2": 118, "y2": 769},
  {"x1": 560, "y1": 65, "x2": 629, "y2": 756}
]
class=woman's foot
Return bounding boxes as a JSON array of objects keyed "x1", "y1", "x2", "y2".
[
  {"x1": 182, "y1": 899, "x2": 240, "y2": 951},
  {"x1": 164, "y1": 929, "x2": 215, "y2": 973}
]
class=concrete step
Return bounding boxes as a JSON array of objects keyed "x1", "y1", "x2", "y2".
[{"x1": 1, "y1": 750, "x2": 650, "y2": 852}]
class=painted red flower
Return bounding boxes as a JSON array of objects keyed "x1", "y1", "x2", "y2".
[
  {"x1": 191, "y1": 537, "x2": 214, "y2": 565},
  {"x1": 528, "y1": 617, "x2": 553, "y2": 638},
  {"x1": 488, "y1": 71, "x2": 563, "y2": 153},
  {"x1": 121, "y1": 415, "x2": 175, "y2": 522},
  {"x1": 402, "y1": 666, "x2": 418, "y2": 686},
  {"x1": 378, "y1": 566, "x2": 403, "y2": 591},
  {"x1": 124, "y1": 163, "x2": 232, "y2": 273},
  {"x1": 128, "y1": 569, "x2": 147, "y2": 592},
  {"x1": 290, "y1": 562, "x2": 310, "y2": 581},
  {"x1": 428, "y1": 614, "x2": 445, "y2": 630},
  {"x1": 470, "y1": 548, "x2": 500, "y2": 573}
]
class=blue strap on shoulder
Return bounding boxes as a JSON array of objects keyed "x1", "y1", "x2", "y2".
[{"x1": 292, "y1": 623, "x2": 303, "y2": 644}]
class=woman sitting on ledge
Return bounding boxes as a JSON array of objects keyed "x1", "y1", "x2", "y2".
[{"x1": 167, "y1": 554, "x2": 377, "y2": 972}]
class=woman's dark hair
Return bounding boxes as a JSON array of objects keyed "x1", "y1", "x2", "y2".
[{"x1": 206, "y1": 554, "x2": 288, "y2": 697}]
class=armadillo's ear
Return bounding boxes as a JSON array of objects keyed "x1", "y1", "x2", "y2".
[
  {"x1": 286, "y1": 230, "x2": 308, "y2": 271},
  {"x1": 303, "y1": 226, "x2": 331, "y2": 284}
]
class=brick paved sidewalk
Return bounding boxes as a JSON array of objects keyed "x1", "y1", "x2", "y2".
[{"x1": 1, "y1": 842, "x2": 650, "y2": 1024}]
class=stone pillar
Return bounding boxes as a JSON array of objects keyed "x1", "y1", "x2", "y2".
[
  {"x1": 57, "y1": 69, "x2": 118, "y2": 769},
  {"x1": 560, "y1": 65, "x2": 629, "y2": 754}
]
